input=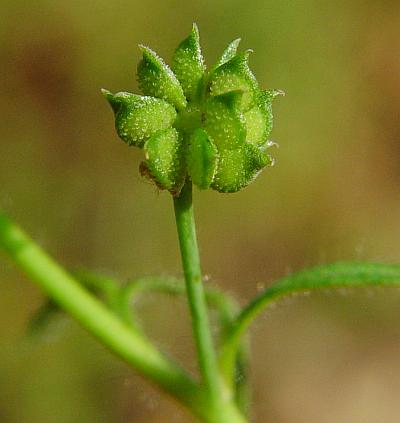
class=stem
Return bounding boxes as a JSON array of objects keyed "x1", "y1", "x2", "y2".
[
  {"x1": 117, "y1": 275, "x2": 238, "y2": 329},
  {"x1": 0, "y1": 211, "x2": 201, "y2": 408},
  {"x1": 173, "y1": 181, "x2": 222, "y2": 407},
  {"x1": 1, "y1": 208, "x2": 248, "y2": 422},
  {"x1": 220, "y1": 262, "x2": 400, "y2": 384}
]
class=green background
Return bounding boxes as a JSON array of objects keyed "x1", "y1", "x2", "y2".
[{"x1": 1, "y1": 0, "x2": 400, "y2": 421}]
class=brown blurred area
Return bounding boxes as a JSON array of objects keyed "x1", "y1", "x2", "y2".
[{"x1": 1, "y1": 0, "x2": 400, "y2": 422}]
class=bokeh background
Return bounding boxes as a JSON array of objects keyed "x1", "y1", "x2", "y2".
[{"x1": 1, "y1": 0, "x2": 400, "y2": 422}]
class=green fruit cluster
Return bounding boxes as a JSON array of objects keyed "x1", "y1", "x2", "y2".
[{"x1": 103, "y1": 24, "x2": 283, "y2": 195}]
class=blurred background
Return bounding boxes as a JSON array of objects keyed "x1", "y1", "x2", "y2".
[{"x1": 1, "y1": 0, "x2": 400, "y2": 422}]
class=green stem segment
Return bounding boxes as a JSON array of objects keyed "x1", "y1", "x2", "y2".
[
  {"x1": 173, "y1": 181, "x2": 223, "y2": 406},
  {"x1": 0, "y1": 207, "x2": 248, "y2": 422},
  {"x1": 117, "y1": 275, "x2": 238, "y2": 329},
  {"x1": 0, "y1": 211, "x2": 200, "y2": 408},
  {"x1": 220, "y1": 262, "x2": 400, "y2": 383}
]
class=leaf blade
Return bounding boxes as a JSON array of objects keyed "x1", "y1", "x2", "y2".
[{"x1": 220, "y1": 262, "x2": 400, "y2": 386}]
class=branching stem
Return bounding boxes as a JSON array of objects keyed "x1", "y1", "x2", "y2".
[
  {"x1": 220, "y1": 262, "x2": 400, "y2": 383},
  {"x1": 0, "y1": 205, "x2": 248, "y2": 422},
  {"x1": 0, "y1": 210, "x2": 201, "y2": 408}
]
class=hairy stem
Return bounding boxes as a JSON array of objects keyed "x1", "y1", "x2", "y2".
[
  {"x1": 0, "y1": 211, "x2": 201, "y2": 408},
  {"x1": 117, "y1": 275, "x2": 238, "y2": 328},
  {"x1": 220, "y1": 262, "x2": 400, "y2": 383},
  {"x1": 1, "y1": 207, "x2": 249, "y2": 422},
  {"x1": 173, "y1": 181, "x2": 223, "y2": 407}
]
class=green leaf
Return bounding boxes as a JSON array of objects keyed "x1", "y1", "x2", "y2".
[
  {"x1": 137, "y1": 46, "x2": 187, "y2": 110},
  {"x1": 187, "y1": 128, "x2": 219, "y2": 190},
  {"x1": 220, "y1": 262, "x2": 400, "y2": 386},
  {"x1": 204, "y1": 91, "x2": 246, "y2": 150},
  {"x1": 216, "y1": 38, "x2": 241, "y2": 67},
  {"x1": 208, "y1": 51, "x2": 258, "y2": 111},
  {"x1": 141, "y1": 128, "x2": 185, "y2": 194},
  {"x1": 172, "y1": 23, "x2": 205, "y2": 101},
  {"x1": 102, "y1": 90, "x2": 177, "y2": 147},
  {"x1": 211, "y1": 143, "x2": 271, "y2": 193}
]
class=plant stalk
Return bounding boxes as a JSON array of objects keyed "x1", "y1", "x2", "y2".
[
  {"x1": 1, "y1": 205, "x2": 248, "y2": 422},
  {"x1": 0, "y1": 211, "x2": 200, "y2": 407},
  {"x1": 173, "y1": 180, "x2": 223, "y2": 409}
]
